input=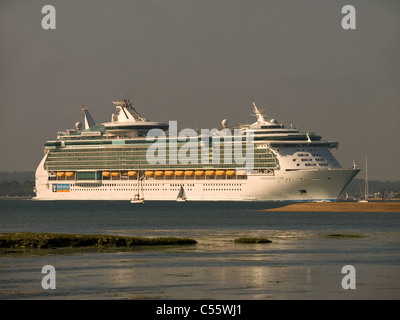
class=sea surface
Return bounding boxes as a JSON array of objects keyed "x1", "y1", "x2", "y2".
[{"x1": 0, "y1": 199, "x2": 399, "y2": 300}]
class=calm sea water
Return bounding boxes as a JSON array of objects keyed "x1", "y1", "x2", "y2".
[{"x1": 0, "y1": 199, "x2": 399, "y2": 300}]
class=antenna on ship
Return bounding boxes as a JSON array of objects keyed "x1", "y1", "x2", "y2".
[{"x1": 252, "y1": 101, "x2": 267, "y2": 124}]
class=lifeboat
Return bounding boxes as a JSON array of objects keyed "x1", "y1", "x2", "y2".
[
  {"x1": 165, "y1": 170, "x2": 174, "y2": 176},
  {"x1": 195, "y1": 170, "x2": 205, "y2": 176},
  {"x1": 175, "y1": 170, "x2": 185, "y2": 176},
  {"x1": 236, "y1": 170, "x2": 247, "y2": 175},
  {"x1": 205, "y1": 170, "x2": 215, "y2": 176},
  {"x1": 155, "y1": 170, "x2": 164, "y2": 176},
  {"x1": 65, "y1": 171, "x2": 75, "y2": 177},
  {"x1": 102, "y1": 171, "x2": 110, "y2": 177},
  {"x1": 145, "y1": 171, "x2": 154, "y2": 176},
  {"x1": 128, "y1": 171, "x2": 138, "y2": 176},
  {"x1": 215, "y1": 170, "x2": 226, "y2": 176},
  {"x1": 184, "y1": 170, "x2": 194, "y2": 176},
  {"x1": 226, "y1": 170, "x2": 236, "y2": 176},
  {"x1": 111, "y1": 171, "x2": 120, "y2": 177},
  {"x1": 56, "y1": 172, "x2": 65, "y2": 177}
]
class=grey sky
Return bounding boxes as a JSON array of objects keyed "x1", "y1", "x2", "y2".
[{"x1": 1, "y1": 0, "x2": 399, "y2": 180}]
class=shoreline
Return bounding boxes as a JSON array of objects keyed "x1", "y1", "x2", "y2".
[
  {"x1": 0, "y1": 196, "x2": 32, "y2": 199},
  {"x1": 264, "y1": 201, "x2": 400, "y2": 212}
]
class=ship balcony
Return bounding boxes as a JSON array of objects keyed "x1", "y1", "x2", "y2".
[{"x1": 48, "y1": 169, "x2": 254, "y2": 182}]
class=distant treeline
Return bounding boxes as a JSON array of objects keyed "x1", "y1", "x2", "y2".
[
  {"x1": 0, "y1": 181, "x2": 35, "y2": 197},
  {"x1": 0, "y1": 171, "x2": 35, "y2": 197},
  {"x1": 0, "y1": 171, "x2": 35, "y2": 183}
]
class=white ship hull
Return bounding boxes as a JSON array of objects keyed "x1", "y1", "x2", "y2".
[{"x1": 34, "y1": 155, "x2": 359, "y2": 201}]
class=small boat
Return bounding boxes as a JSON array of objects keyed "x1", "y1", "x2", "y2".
[
  {"x1": 130, "y1": 193, "x2": 144, "y2": 204},
  {"x1": 358, "y1": 155, "x2": 368, "y2": 203},
  {"x1": 176, "y1": 185, "x2": 187, "y2": 202},
  {"x1": 130, "y1": 173, "x2": 144, "y2": 204}
]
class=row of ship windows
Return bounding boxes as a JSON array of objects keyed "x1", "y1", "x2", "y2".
[
  {"x1": 293, "y1": 158, "x2": 334, "y2": 164},
  {"x1": 45, "y1": 160, "x2": 277, "y2": 166},
  {"x1": 48, "y1": 150, "x2": 274, "y2": 157},
  {"x1": 70, "y1": 184, "x2": 194, "y2": 187},
  {"x1": 297, "y1": 149, "x2": 319, "y2": 152},
  {"x1": 293, "y1": 158, "x2": 329, "y2": 162},
  {"x1": 295, "y1": 163, "x2": 330, "y2": 167},
  {"x1": 204, "y1": 183, "x2": 242, "y2": 187},
  {"x1": 297, "y1": 153, "x2": 324, "y2": 157},
  {"x1": 69, "y1": 183, "x2": 242, "y2": 188},
  {"x1": 68, "y1": 188, "x2": 241, "y2": 192},
  {"x1": 47, "y1": 153, "x2": 274, "y2": 159},
  {"x1": 70, "y1": 188, "x2": 193, "y2": 192},
  {"x1": 203, "y1": 188, "x2": 242, "y2": 192},
  {"x1": 45, "y1": 159, "x2": 277, "y2": 164}
]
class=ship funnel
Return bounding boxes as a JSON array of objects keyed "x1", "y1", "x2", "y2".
[
  {"x1": 82, "y1": 107, "x2": 96, "y2": 130},
  {"x1": 112, "y1": 99, "x2": 149, "y2": 122}
]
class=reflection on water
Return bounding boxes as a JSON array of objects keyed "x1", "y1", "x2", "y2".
[{"x1": 1, "y1": 230, "x2": 400, "y2": 300}]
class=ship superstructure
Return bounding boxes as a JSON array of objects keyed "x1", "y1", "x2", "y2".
[{"x1": 34, "y1": 99, "x2": 359, "y2": 201}]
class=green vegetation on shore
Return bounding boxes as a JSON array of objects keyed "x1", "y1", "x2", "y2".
[
  {"x1": 234, "y1": 237, "x2": 272, "y2": 244},
  {"x1": 326, "y1": 233, "x2": 364, "y2": 239},
  {"x1": 0, "y1": 232, "x2": 197, "y2": 249}
]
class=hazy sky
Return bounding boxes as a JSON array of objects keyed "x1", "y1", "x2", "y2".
[{"x1": 1, "y1": 0, "x2": 399, "y2": 180}]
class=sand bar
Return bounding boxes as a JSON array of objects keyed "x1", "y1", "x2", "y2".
[{"x1": 264, "y1": 201, "x2": 400, "y2": 212}]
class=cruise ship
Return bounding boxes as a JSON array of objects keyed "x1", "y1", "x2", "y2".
[{"x1": 34, "y1": 99, "x2": 360, "y2": 201}]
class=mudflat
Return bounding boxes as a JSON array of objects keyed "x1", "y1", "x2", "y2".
[{"x1": 264, "y1": 201, "x2": 400, "y2": 212}]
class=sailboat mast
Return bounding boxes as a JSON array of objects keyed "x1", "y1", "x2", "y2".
[{"x1": 365, "y1": 155, "x2": 368, "y2": 201}]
